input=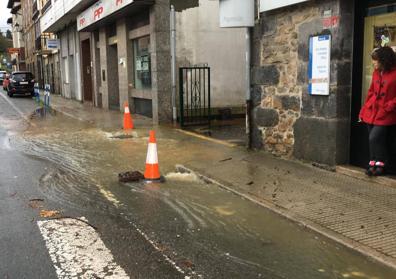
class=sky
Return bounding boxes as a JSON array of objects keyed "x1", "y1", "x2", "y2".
[{"x1": 0, "y1": 1, "x2": 12, "y2": 34}]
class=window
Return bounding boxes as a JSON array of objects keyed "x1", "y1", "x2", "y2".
[
  {"x1": 133, "y1": 36, "x2": 151, "y2": 90},
  {"x1": 13, "y1": 72, "x2": 34, "y2": 81}
]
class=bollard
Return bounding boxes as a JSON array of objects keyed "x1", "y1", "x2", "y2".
[
  {"x1": 34, "y1": 83, "x2": 40, "y2": 104},
  {"x1": 44, "y1": 84, "x2": 51, "y2": 107}
]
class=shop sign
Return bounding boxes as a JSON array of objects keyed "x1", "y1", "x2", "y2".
[
  {"x1": 219, "y1": 0, "x2": 254, "y2": 28},
  {"x1": 8, "y1": 48, "x2": 20, "y2": 54},
  {"x1": 47, "y1": 39, "x2": 60, "y2": 49},
  {"x1": 260, "y1": 0, "x2": 309, "y2": 12},
  {"x1": 308, "y1": 35, "x2": 331, "y2": 96},
  {"x1": 77, "y1": 0, "x2": 134, "y2": 31}
]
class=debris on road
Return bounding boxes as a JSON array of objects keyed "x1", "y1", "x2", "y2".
[
  {"x1": 40, "y1": 210, "x2": 61, "y2": 218},
  {"x1": 29, "y1": 198, "x2": 45, "y2": 209},
  {"x1": 118, "y1": 171, "x2": 144, "y2": 183},
  {"x1": 178, "y1": 259, "x2": 194, "y2": 269}
]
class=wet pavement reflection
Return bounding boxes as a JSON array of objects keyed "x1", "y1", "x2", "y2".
[{"x1": 9, "y1": 108, "x2": 396, "y2": 278}]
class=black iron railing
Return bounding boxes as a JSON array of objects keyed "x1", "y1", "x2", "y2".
[{"x1": 179, "y1": 66, "x2": 211, "y2": 128}]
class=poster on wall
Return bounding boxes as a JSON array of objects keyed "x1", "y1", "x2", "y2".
[
  {"x1": 308, "y1": 35, "x2": 331, "y2": 96},
  {"x1": 259, "y1": 0, "x2": 309, "y2": 12}
]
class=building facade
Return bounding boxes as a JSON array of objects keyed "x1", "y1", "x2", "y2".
[
  {"x1": 20, "y1": 0, "x2": 38, "y2": 79},
  {"x1": 76, "y1": 0, "x2": 168, "y2": 121},
  {"x1": 7, "y1": 0, "x2": 26, "y2": 71},
  {"x1": 8, "y1": 0, "x2": 58, "y2": 91},
  {"x1": 173, "y1": 0, "x2": 246, "y2": 114},
  {"x1": 40, "y1": 0, "x2": 93, "y2": 100},
  {"x1": 39, "y1": 0, "x2": 246, "y2": 124},
  {"x1": 251, "y1": 0, "x2": 396, "y2": 170}
]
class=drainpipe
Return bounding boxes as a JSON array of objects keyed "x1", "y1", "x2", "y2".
[
  {"x1": 170, "y1": 5, "x2": 177, "y2": 122},
  {"x1": 246, "y1": 27, "x2": 253, "y2": 149}
]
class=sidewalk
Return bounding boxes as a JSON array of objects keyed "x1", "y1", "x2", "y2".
[{"x1": 49, "y1": 95, "x2": 396, "y2": 269}]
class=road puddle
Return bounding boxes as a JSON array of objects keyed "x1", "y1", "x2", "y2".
[{"x1": 8, "y1": 111, "x2": 396, "y2": 278}]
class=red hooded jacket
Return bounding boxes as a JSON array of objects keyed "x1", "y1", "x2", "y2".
[{"x1": 359, "y1": 68, "x2": 396, "y2": 126}]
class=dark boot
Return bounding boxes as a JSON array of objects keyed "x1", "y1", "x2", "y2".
[
  {"x1": 365, "y1": 161, "x2": 376, "y2": 176},
  {"x1": 373, "y1": 161, "x2": 386, "y2": 176}
]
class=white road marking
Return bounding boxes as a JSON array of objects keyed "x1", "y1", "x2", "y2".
[
  {"x1": 37, "y1": 217, "x2": 129, "y2": 278},
  {"x1": 96, "y1": 184, "x2": 203, "y2": 278},
  {"x1": 99, "y1": 187, "x2": 121, "y2": 208},
  {"x1": 0, "y1": 92, "x2": 36, "y2": 127}
]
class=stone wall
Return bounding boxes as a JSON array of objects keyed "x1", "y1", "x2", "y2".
[
  {"x1": 150, "y1": 0, "x2": 172, "y2": 123},
  {"x1": 251, "y1": 0, "x2": 354, "y2": 166}
]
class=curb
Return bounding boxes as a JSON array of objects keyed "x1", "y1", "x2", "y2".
[
  {"x1": 337, "y1": 165, "x2": 396, "y2": 189},
  {"x1": 175, "y1": 164, "x2": 396, "y2": 271}
]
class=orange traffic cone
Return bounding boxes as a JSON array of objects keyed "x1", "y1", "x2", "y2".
[
  {"x1": 144, "y1": 130, "x2": 162, "y2": 182},
  {"x1": 123, "y1": 102, "x2": 134, "y2": 130}
]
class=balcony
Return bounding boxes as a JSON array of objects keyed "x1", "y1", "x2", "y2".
[
  {"x1": 7, "y1": 0, "x2": 20, "y2": 9},
  {"x1": 40, "y1": 0, "x2": 97, "y2": 33},
  {"x1": 35, "y1": 34, "x2": 56, "y2": 55},
  {"x1": 42, "y1": 0, "x2": 51, "y2": 14},
  {"x1": 32, "y1": 0, "x2": 39, "y2": 21},
  {"x1": 10, "y1": 2, "x2": 21, "y2": 15}
]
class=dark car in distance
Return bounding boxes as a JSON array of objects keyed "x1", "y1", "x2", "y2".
[{"x1": 7, "y1": 71, "x2": 35, "y2": 97}]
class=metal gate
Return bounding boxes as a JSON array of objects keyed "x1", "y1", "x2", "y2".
[{"x1": 179, "y1": 67, "x2": 211, "y2": 128}]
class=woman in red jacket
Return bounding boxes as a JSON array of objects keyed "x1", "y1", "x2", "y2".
[{"x1": 359, "y1": 46, "x2": 396, "y2": 176}]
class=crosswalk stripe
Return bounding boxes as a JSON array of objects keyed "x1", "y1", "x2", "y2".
[{"x1": 37, "y1": 217, "x2": 129, "y2": 278}]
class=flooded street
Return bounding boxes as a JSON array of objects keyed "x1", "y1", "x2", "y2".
[{"x1": 1, "y1": 94, "x2": 395, "y2": 278}]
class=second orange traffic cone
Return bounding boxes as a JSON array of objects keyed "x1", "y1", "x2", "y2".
[
  {"x1": 144, "y1": 130, "x2": 162, "y2": 182},
  {"x1": 123, "y1": 102, "x2": 134, "y2": 130}
]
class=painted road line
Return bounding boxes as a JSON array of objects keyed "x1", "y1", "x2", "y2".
[
  {"x1": 37, "y1": 217, "x2": 129, "y2": 278},
  {"x1": 96, "y1": 184, "x2": 203, "y2": 278},
  {"x1": 0, "y1": 91, "x2": 36, "y2": 127},
  {"x1": 176, "y1": 129, "x2": 237, "y2": 148}
]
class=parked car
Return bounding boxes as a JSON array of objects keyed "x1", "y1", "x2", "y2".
[
  {"x1": 0, "y1": 71, "x2": 7, "y2": 86},
  {"x1": 7, "y1": 71, "x2": 35, "y2": 97},
  {"x1": 3, "y1": 74, "x2": 10, "y2": 91}
]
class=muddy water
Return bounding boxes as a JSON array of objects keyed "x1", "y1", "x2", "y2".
[{"x1": 11, "y1": 111, "x2": 396, "y2": 278}]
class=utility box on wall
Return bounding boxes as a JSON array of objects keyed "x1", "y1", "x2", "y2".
[{"x1": 219, "y1": 0, "x2": 254, "y2": 28}]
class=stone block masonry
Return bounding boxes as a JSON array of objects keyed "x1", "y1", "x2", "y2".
[{"x1": 251, "y1": 0, "x2": 353, "y2": 166}]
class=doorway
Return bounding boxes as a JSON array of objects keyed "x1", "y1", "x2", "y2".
[
  {"x1": 351, "y1": 1, "x2": 396, "y2": 172},
  {"x1": 108, "y1": 44, "x2": 120, "y2": 110},
  {"x1": 81, "y1": 39, "x2": 93, "y2": 103}
]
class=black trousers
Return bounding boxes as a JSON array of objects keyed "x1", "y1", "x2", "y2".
[{"x1": 367, "y1": 125, "x2": 388, "y2": 163}]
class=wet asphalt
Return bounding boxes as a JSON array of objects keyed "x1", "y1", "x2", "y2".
[
  {"x1": 0, "y1": 93, "x2": 182, "y2": 278},
  {"x1": 1, "y1": 89, "x2": 396, "y2": 278}
]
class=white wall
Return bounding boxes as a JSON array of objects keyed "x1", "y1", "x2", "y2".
[
  {"x1": 176, "y1": 0, "x2": 246, "y2": 108},
  {"x1": 40, "y1": 0, "x2": 65, "y2": 32},
  {"x1": 64, "y1": 0, "x2": 83, "y2": 14},
  {"x1": 59, "y1": 25, "x2": 82, "y2": 101},
  {"x1": 41, "y1": 0, "x2": 84, "y2": 32},
  {"x1": 12, "y1": 14, "x2": 24, "y2": 48}
]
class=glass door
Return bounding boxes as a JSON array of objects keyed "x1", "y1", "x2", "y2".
[{"x1": 362, "y1": 12, "x2": 396, "y2": 105}]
